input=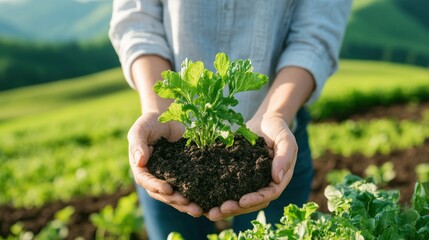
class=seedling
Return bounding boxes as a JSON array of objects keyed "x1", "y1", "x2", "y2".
[{"x1": 154, "y1": 53, "x2": 268, "y2": 148}]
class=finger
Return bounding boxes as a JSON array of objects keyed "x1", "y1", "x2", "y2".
[
  {"x1": 207, "y1": 202, "x2": 269, "y2": 221},
  {"x1": 169, "y1": 202, "x2": 204, "y2": 218},
  {"x1": 145, "y1": 191, "x2": 203, "y2": 217},
  {"x1": 132, "y1": 166, "x2": 173, "y2": 195},
  {"x1": 219, "y1": 200, "x2": 240, "y2": 214},
  {"x1": 206, "y1": 207, "x2": 223, "y2": 221},
  {"x1": 239, "y1": 168, "x2": 293, "y2": 208},
  {"x1": 145, "y1": 189, "x2": 190, "y2": 205},
  {"x1": 128, "y1": 121, "x2": 152, "y2": 168},
  {"x1": 239, "y1": 183, "x2": 276, "y2": 208}
]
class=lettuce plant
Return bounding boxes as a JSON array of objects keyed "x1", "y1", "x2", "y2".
[
  {"x1": 154, "y1": 53, "x2": 268, "y2": 148},
  {"x1": 173, "y1": 175, "x2": 429, "y2": 240}
]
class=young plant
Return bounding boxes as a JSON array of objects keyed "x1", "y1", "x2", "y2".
[
  {"x1": 154, "y1": 53, "x2": 268, "y2": 148},
  {"x1": 416, "y1": 163, "x2": 429, "y2": 183},
  {"x1": 90, "y1": 193, "x2": 143, "y2": 240},
  {"x1": 364, "y1": 161, "x2": 396, "y2": 185},
  {"x1": 192, "y1": 175, "x2": 429, "y2": 240}
]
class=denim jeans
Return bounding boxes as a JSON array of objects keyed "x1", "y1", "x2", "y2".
[{"x1": 136, "y1": 108, "x2": 313, "y2": 240}]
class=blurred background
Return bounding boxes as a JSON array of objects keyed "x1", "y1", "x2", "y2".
[{"x1": 0, "y1": 0, "x2": 428, "y2": 239}]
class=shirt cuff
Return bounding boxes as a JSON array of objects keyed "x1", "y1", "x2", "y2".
[{"x1": 275, "y1": 48, "x2": 335, "y2": 105}]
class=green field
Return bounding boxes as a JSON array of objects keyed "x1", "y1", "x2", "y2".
[{"x1": 1, "y1": 60, "x2": 428, "y2": 207}]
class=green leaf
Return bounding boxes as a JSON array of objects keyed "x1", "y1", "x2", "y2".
[
  {"x1": 54, "y1": 206, "x2": 75, "y2": 224},
  {"x1": 217, "y1": 229, "x2": 237, "y2": 240},
  {"x1": 183, "y1": 61, "x2": 204, "y2": 88},
  {"x1": 153, "y1": 80, "x2": 176, "y2": 99},
  {"x1": 412, "y1": 181, "x2": 429, "y2": 215},
  {"x1": 256, "y1": 211, "x2": 267, "y2": 226},
  {"x1": 214, "y1": 52, "x2": 230, "y2": 77},
  {"x1": 159, "y1": 103, "x2": 185, "y2": 123},
  {"x1": 218, "y1": 125, "x2": 234, "y2": 147},
  {"x1": 155, "y1": 71, "x2": 189, "y2": 100},
  {"x1": 234, "y1": 73, "x2": 268, "y2": 93},
  {"x1": 221, "y1": 96, "x2": 239, "y2": 107},
  {"x1": 167, "y1": 232, "x2": 185, "y2": 240},
  {"x1": 236, "y1": 126, "x2": 258, "y2": 145}
]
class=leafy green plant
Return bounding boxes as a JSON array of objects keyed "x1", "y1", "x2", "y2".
[
  {"x1": 309, "y1": 116, "x2": 429, "y2": 158},
  {"x1": 416, "y1": 163, "x2": 429, "y2": 183},
  {"x1": 326, "y1": 169, "x2": 351, "y2": 185},
  {"x1": 90, "y1": 192, "x2": 143, "y2": 240},
  {"x1": 34, "y1": 206, "x2": 75, "y2": 240},
  {"x1": 192, "y1": 175, "x2": 429, "y2": 240},
  {"x1": 364, "y1": 161, "x2": 396, "y2": 185},
  {"x1": 153, "y1": 52, "x2": 268, "y2": 148},
  {"x1": 2, "y1": 206, "x2": 75, "y2": 240}
]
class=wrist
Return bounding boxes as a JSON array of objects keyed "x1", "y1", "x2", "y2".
[
  {"x1": 140, "y1": 98, "x2": 173, "y2": 114},
  {"x1": 252, "y1": 111, "x2": 295, "y2": 129}
]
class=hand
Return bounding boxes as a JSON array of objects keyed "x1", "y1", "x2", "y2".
[
  {"x1": 128, "y1": 112, "x2": 204, "y2": 217},
  {"x1": 206, "y1": 114, "x2": 297, "y2": 221}
]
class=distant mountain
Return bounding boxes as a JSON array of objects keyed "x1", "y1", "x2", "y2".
[
  {"x1": 0, "y1": 20, "x2": 29, "y2": 39},
  {"x1": 395, "y1": 0, "x2": 429, "y2": 29},
  {"x1": 0, "y1": 0, "x2": 112, "y2": 42}
]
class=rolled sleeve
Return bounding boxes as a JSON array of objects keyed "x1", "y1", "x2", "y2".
[
  {"x1": 276, "y1": 0, "x2": 352, "y2": 104},
  {"x1": 109, "y1": 0, "x2": 172, "y2": 89}
]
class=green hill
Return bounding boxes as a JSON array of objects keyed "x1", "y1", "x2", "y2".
[
  {"x1": 395, "y1": 0, "x2": 429, "y2": 29},
  {"x1": 0, "y1": 0, "x2": 111, "y2": 42},
  {"x1": 0, "y1": 38, "x2": 119, "y2": 91},
  {"x1": 341, "y1": 0, "x2": 429, "y2": 66}
]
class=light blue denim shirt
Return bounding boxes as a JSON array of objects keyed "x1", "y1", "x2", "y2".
[{"x1": 109, "y1": 0, "x2": 352, "y2": 121}]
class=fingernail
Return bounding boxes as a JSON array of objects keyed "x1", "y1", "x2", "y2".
[
  {"x1": 277, "y1": 169, "x2": 284, "y2": 183},
  {"x1": 133, "y1": 150, "x2": 142, "y2": 166}
]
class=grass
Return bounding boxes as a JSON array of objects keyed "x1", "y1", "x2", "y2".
[{"x1": 1, "y1": 60, "x2": 429, "y2": 207}]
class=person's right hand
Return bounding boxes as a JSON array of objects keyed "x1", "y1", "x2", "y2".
[{"x1": 128, "y1": 112, "x2": 204, "y2": 217}]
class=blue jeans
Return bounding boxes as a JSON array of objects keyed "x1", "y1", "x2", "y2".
[{"x1": 136, "y1": 108, "x2": 313, "y2": 240}]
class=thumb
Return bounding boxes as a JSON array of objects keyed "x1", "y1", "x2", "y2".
[
  {"x1": 271, "y1": 129, "x2": 297, "y2": 184},
  {"x1": 127, "y1": 116, "x2": 154, "y2": 168},
  {"x1": 129, "y1": 144, "x2": 152, "y2": 168}
]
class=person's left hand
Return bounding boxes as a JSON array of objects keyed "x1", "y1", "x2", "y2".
[{"x1": 205, "y1": 114, "x2": 298, "y2": 221}]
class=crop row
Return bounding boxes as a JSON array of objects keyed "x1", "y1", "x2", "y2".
[
  {"x1": 1, "y1": 109, "x2": 428, "y2": 208},
  {"x1": 309, "y1": 111, "x2": 429, "y2": 158},
  {"x1": 4, "y1": 176, "x2": 428, "y2": 240}
]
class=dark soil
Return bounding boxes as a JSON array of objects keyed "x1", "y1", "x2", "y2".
[
  {"x1": 0, "y1": 186, "x2": 136, "y2": 240},
  {"x1": 318, "y1": 102, "x2": 429, "y2": 123},
  {"x1": 147, "y1": 136, "x2": 273, "y2": 212},
  {"x1": 1, "y1": 102, "x2": 428, "y2": 238}
]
